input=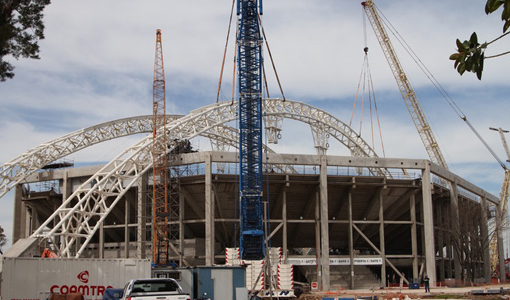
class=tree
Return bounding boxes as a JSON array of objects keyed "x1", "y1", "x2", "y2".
[
  {"x1": 0, "y1": 225, "x2": 7, "y2": 253},
  {"x1": 0, "y1": 0, "x2": 51, "y2": 82},
  {"x1": 450, "y1": 0, "x2": 510, "y2": 80},
  {"x1": 449, "y1": 198, "x2": 495, "y2": 283}
]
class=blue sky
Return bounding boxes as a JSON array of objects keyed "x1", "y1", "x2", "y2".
[{"x1": 1, "y1": 0, "x2": 510, "y2": 250}]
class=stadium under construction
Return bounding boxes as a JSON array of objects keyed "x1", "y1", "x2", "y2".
[{"x1": 1, "y1": 99, "x2": 504, "y2": 290}]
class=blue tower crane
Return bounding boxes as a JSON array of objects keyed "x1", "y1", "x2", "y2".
[{"x1": 237, "y1": 0, "x2": 265, "y2": 260}]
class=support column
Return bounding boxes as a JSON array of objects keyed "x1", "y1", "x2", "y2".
[
  {"x1": 495, "y1": 203, "x2": 506, "y2": 283},
  {"x1": 205, "y1": 153, "x2": 215, "y2": 265},
  {"x1": 379, "y1": 190, "x2": 386, "y2": 288},
  {"x1": 179, "y1": 191, "x2": 185, "y2": 266},
  {"x1": 319, "y1": 155, "x2": 330, "y2": 291},
  {"x1": 62, "y1": 171, "x2": 72, "y2": 203},
  {"x1": 315, "y1": 192, "x2": 322, "y2": 288},
  {"x1": 125, "y1": 197, "x2": 130, "y2": 258},
  {"x1": 410, "y1": 192, "x2": 419, "y2": 280},
  {"x1": 348, "y1": 192, "x2": 355, "y2": 289},
  {"x1": 437, "y1": 202, "x2": 445, "y2": 283},
  {"x1": 137, "y1": 174, "x2": 147, "y2": 259},
  {"x1": 480, "y1": 196, "x2": 491, "y2": 283},
  {"x1": 422, "y1": 163, "x2": 436, "y2": 286},
  {"x1": 450, "y1": 181, "x2": 462, "y2": 284},
  {"x1": 282, "y1": 176, "x2": 289, "y2": 263},
  {"x1": 30, "y1": 207, "x2": 39, "y2": 236},
  {"x1": 99, "y1": 206, "x2": 104, "y2": 259},
  {"x1": 445, "y1": 203, "x2": 453, "y2": 279},
  {"x1": 13, "y1": 184, "x2": 27, "y2": 242}
]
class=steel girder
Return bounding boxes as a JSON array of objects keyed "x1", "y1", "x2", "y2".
[{"x1": 15, "y1": 98, "x2": 377, "y2": 258}]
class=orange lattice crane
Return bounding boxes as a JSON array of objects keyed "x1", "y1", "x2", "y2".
[{"x1": 152, "y1": 29, "x2": 169, "y2": 267}]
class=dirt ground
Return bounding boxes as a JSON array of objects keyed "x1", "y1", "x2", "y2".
[{"x1": 296, "y1": 284, "x2": 510, "y2": 300}]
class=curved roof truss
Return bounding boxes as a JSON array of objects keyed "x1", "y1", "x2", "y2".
[{"x1": 12, "y1": 99, "x2": 378, "y2": 257}]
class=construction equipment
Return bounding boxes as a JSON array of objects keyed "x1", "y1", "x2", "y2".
[
  {"x1": 362, "y1": 0, "x2": 510, "y2": 278},
  {"x1": 489, "y1": 127, "x2": 510, "y2": 273},
  {"x1": 361, "y1": 0, "x2": 448, "y2": 170},
  {"x1": 152, "y1": 29, "x2": 169, "y2": 266},
  {"x1": 237, "y1": 0, "x2": 265, "y2": 260}
]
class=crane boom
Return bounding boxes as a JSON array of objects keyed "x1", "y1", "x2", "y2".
[
  {"x1": 152, "y1": 29, "x2": 169, "y2": 266},
  {"x1": 237, "y1": 0, "x2": 265, "y2": 260},
  {"x1": 489, "y1": 127, "x2": 510, "y2": 272},
  {"x1": 362, "y1": 1, "x2": 448, "y2": 169}
]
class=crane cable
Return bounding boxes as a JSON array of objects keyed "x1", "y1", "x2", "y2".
[
  {"x1": 218, "y1": 2, "x2": 285, "y2": 104},
  {"x1": 258, "y1": 14, "x2": 286, "y2": 101},
  {"x1": 216, "y1": 0, "x2": 236, "y2": 103},
  {"x1": 350, "y1": 11, "x2": 387, "y2": 157},
  {"x1": 373, "y1": 3, "x2": 507, "y2": 170}
]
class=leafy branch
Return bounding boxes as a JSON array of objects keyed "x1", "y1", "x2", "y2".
[{"x1": 449, "y1": 0, "x2": 510, "y2": 80}]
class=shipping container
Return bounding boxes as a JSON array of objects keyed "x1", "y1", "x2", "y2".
[{"x1": 0, "y1": 257, "x2": 151, "y2": 300}]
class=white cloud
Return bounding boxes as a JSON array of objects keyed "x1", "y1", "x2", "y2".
[{"x1": 2, "y1": 0, "x2": 510, "y2": 249}]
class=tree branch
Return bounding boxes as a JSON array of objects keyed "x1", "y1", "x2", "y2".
[{"x1": 486, "y1": 50, "x2": 510, "y2": 59}]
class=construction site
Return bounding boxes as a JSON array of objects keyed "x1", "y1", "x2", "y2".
[{"x1": 1, "y1": 0, "x2": 509, "y2": 299}]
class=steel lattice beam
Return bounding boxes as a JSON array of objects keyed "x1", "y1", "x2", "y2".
[{"x1": 20, "y1": 99, "x2": 378, "y2": 258}]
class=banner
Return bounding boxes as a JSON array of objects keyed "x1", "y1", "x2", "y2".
[{"x1": 287, "y1": 257, "x2": 382, "y2": 266}]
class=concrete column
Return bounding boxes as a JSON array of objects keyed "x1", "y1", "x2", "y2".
[
  {"x1": 30, "y1": 206, "x2": 38, "y2": 236},
  {"x1": 348, "y1": 192, "x2": 355, "y2": 289},
  {"x1": 205, "y1": 153, "x2": 214, "y2": 265},
  {"x1": 315, "y1": 192, "x2": 322, "y2": 287},
  {"x1": 125, "y1": 196, "x2": 130, "y2": 258},
  {"x1": 479, "y1": 196, "x2": 491, "y2": 283},
  {"x1": 282, "y1": 177, "x2": 289, "y2": 263},
  {"x1": 379, "y1": 190, "x2": 386, "y2": 288},
  {"x1": 445, "y1": 203, "x2": 453, "y2": 279},
  {"x1": 13, "y1": 184, "x2": 27, "y2": 242},
  {"x1": 437, "y1": 202, "x2": 445, "y2": 282},
  {"x1": 495, "y1": 203, "x2": 506, "y2": 283},
  {"x1": 449, "y1": 181, "x2": 462, "y2": 283},
  {"x1": 410, "y1": 192, "x2": 419, "y2": 280},
  {"x1": 179, "y1": 191, "x2": 185, "y2": 266},
  {"x1": 99, "y1": 205, "x2": 104, "y2": 259},
  {"x1": 319, "y1": 155, "x2": 330, "y2": 291},
  {"x1": 137, "y1": 174, "x2": 147, "y2": 259},
  {"x1": 421, "y1": 163, "x2": 436, "y2": 286},
  {"x1": 62, "y1": 171, "x2": 72, "y2": 204}
]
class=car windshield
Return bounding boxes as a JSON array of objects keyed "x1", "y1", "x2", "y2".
[{"x1": 131, "y1": 280, "x2": 179, "y2": 293}]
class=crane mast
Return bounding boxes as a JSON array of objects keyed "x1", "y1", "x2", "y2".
[
  {"x1": 237, "y1": 0, "x2": 265, "y2": 260},
  {"x1": 489, "y1": 127, "x2": 510, "y2": 272},
  {"x1": 361, "y1": 1, "x2": 448, "y2": 169},
  {"x1": 152, "y1": 29, "x2": 169, "y2": 266}
]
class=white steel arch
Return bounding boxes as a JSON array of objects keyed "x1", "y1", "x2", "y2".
[
  {"x1": 0, "y1": 115, "x2": 299, "y2": 201},
  {"x1": 0, "y1": 115, "x2": 168, "y2": 200},
  {"x1": 24, "y1": 99, "x2": 379, "y2": 257}
]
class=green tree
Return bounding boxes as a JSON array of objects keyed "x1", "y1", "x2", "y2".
[
  {"x1": 0, "y1": 0, "x2": 51, "y2": 82},
  {"x1": 450, "y1": 0, "x2": 510, "y2": 80},
  {"x1": 0, "y1": 225, "x2": 7, "y2": 253}
]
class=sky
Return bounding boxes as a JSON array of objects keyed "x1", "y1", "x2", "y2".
[{"x1": 1, "y1": 0, "x2": 510, "y2": 251}]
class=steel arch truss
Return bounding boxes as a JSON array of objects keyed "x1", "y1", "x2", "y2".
[
  {"x1": 25, "y1": 98, "x2": 379, "y2": 257},
  {"x1": 0, "y1": 115, "x2": 296, "y2": 203},
  {"x1": 0, "y1": 116, "x2": 176, "y2": 200}
]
